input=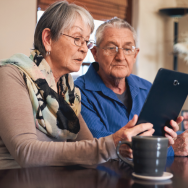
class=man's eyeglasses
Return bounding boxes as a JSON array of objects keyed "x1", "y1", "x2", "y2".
[
  {"x1": 61, "y1": 33, "x2": 95, "y2": 49},
  {"x1": 98, "y1": 46, "x2": 138, "y2": 56}
]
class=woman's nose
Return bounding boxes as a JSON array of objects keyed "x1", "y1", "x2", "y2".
[{"x1": 79, "y1": 42, "x2": 88, "y2": 53}]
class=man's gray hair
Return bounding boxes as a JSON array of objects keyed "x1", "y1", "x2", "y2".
[
  {"x1": 95, "y1": 17, "x2": 137, "y2": 47},
  {"x1": 34, "y1": 1, "x2": 94, "y2": 56}
]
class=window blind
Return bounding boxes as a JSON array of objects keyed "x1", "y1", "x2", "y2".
[{"x1": 37, "y1": 0, "x2": 131, "y2": 23}]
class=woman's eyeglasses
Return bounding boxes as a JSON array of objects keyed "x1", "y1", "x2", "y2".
[{"x1": 61, "y1": 33, "x2": 95, "y2": 49}]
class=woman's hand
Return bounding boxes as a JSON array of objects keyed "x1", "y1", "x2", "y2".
[
  {"x1": 112, "y1": 115, "x2": 154, "y2": 158},
  {"x1": 164, "y1": 116, "x2": 183, "y2": 147}
]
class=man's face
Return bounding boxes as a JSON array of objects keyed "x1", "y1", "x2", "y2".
[{"x1": 92, "y1": 27, "x2": 139, "y2": 80}]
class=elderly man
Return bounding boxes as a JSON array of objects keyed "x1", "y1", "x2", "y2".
[{"x1": 75, "y1": 17, "x2": 183, "y2": 157}]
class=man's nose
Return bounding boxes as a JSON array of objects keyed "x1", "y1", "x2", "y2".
[{"x1": 115, "y1": 48, "x2": 125, "y2": 60}]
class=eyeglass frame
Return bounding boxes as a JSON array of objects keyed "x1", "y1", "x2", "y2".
[
  {"x1": 60, "y1": 33, "x2": 95, "y2": 49},
  {"x1": 97, "y1": 45, "x2": 138, "y2": 56}
]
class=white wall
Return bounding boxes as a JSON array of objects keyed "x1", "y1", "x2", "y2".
[
  {"x1": 132, "y1": 0, "x2": 176, "y2": 82},
  {"x1": 177, "y1": 14, "x2": 188, "y2": 113},
  {"x1": 178, "y1": 14, "x2": 188, "y2": 74},
  {"x1": 0, "y1": 0, "x2": 37, "y2": 60}
]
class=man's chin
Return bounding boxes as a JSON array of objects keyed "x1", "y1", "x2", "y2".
[{"x1": 111, "y1": 71, "x2": 130, "y2": 80}]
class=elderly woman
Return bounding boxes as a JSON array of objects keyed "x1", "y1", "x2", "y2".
[{"x1": 0, "y1": 1, "x2": 159, "y2": 169}]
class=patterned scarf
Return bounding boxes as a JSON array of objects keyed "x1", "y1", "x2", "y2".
[{"x1": 0, "y1": 50, "x2": 81, "y2": 140}]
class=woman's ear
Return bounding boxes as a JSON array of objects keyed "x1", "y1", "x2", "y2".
[{"x1": 42, "y1": 28, "x2": 52, "y2": 52}]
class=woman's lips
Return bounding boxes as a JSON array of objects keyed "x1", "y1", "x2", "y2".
[
  {"x1": 76, "y1": 58, "x2": 83, "y2": 61},
  {"x1": 74, "y1": 58, "x2": 84, "y2": 64}
]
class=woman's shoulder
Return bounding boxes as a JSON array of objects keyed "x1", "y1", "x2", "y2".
[
  {"x1": 0, "y1": 64, "x2": 21, "y2": 75},
  {"x1": 0, "y1": 64, "x2": 27, "y2": 88}
]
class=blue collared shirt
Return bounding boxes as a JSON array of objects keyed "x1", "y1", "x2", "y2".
[{"x1": 75, "y1": 62, "x2": 174, "y2": 156}]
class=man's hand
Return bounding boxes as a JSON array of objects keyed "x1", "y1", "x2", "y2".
[
  {"x1": 164, "y1": 116, "x2": 183, "y2": 146},
  {"x1": 172, "y1": 130, "x2": 188, "y2": 156},
  {"x1": 112, "y1": 115, "x2": 154, "y2": 159}
]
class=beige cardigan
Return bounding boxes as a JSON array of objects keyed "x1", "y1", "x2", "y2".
[{"x1": 0, "y1": 65, "x2": 117, "y2": 169}]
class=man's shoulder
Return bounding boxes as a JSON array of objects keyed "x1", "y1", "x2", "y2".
[{"x1": 74, "y1": 75, "x2": 85, "y2": 89}]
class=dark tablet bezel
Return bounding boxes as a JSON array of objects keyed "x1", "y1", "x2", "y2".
[{"x1": 136, "y1": 68, "x2": 188, "y2": 136}]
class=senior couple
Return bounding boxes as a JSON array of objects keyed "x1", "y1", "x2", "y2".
[{"x1": 0, "y1": 1, "x2": 186, "y2": 169}]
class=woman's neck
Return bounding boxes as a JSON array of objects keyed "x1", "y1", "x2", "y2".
[{"x1": 45, "y1": 56, "x2": 66, "y2": 84}]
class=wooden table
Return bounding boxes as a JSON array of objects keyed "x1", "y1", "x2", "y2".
[{"x1": 0, "y1": 157, "x2": 188, "y2": 188}]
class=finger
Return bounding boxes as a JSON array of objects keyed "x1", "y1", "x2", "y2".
[
  {"x1": 120, "y1": 148, "x2": 133, "y2": 158},
  {"x1": 140, "y1": 128, "x2": 155, "y2": 136},
  {"x1": 164, "y1": 126, "x2": 177, "y2": 138},
  {"x1": 126, "y1": 152, "x2": 133, "y2": 159},
  {"x1": 120, "y1": 143, "x2": 132, "y2": 151},
  {"x1": 165, "y1": 133, "x2": 174, "y2": 146},
  {"x1": 119, "y1": 147, "x2": 132, "y2": 155},
  {"x1": 125, "y1": 115, "x2": 138, "y2": 128},
  {"x1": 131, "y1": 122, "x2": 153, "y2": 136},
  {"x1": 170, "y1": 120, "x2": 179, "y2": 132},
  {"x1": 120, "y1": 151, "x2": 133, "y2": 158},
  {"x1": 113, "y1": 116, "x2": 138, "y2": 145},
  {"x1": 175, "y1": 116, "x2": 184, "y2": 124}
]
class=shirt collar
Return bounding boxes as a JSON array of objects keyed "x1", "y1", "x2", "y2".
[
  {"x1": 84, "y1": 62, "x2": 107, "y2": 91},
  {"x1": 126, "y1": 73, "x2": 148, "y2": 90}
]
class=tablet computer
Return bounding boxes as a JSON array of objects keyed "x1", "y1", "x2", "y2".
[{"x1": 136, "y1": 68, "x2": 188, "y2": 136}]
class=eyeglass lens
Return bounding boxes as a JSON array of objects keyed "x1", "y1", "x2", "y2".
[
  {"x1": 74, "y1": 37, "x2": 94, "y2": 49},
  {"x1": 106, "y1": 46, "x2": 136, "y2": 55},
  {"x1": 87, "y1": 41, "x2": 94, "y2": 49}
]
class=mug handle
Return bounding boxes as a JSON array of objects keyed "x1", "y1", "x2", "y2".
[{"x1": 116, "y1": 141, "x2": 134, "y2": 167}]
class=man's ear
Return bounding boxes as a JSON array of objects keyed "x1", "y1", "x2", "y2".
[
  {"x1": 133, "y1": 48, "x2": 140, "y2": 63},
  {"x1": 42, "y1": 28, "x2": 52, "y2": 52},
  {"x1": 134, "y1": 48, "x2": 139, "y2": 58},
  {"x1": 90, "y1": 46, "x2": 98, "y2": 62}
]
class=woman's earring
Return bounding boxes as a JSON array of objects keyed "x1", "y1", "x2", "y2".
[{"x1": 46, "y1": 51, "x2": 51, "y2": 56}]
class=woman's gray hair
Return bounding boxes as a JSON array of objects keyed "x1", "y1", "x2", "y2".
[
  {"x1": 34, "y1": 1, "x2": 94, "y2": 56},
  {"x1": 95, "y1": 17, "x2": 137, "y2": 47}
]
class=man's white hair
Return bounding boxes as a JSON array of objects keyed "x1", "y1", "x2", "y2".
[{"x1": 95, "y1": 17, "x2": 137, "y2": 47}]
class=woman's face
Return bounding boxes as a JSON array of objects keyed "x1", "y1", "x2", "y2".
[{"x1": 48, "y1": 17, "x2": 91, "y2": 78}]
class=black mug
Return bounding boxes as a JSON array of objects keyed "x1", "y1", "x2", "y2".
[{"x1": 116, "y1": 136, "x2": 168, "y2": 177}]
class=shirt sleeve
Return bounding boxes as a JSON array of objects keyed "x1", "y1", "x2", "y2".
[
  {"x1": 167, "y1": 146, "x2": 174, "y2": 157},
  {"x1": 74, "y1": 114, "x2": 94, "y2": 141},
  {"x1": 78, "y1": 88, "x2": 114, "y2": 138},
  {"x1": 0, "y1": 65, "x2": 117, "y2": 168}
]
